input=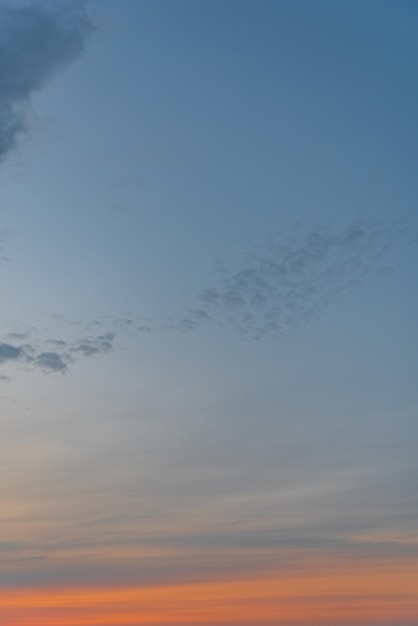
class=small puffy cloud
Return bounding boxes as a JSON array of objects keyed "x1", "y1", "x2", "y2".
[
  {"x1": 34, "y1": 351, "x2": 67, "y2": 373},
  {"x1": 0, "y1": 341, "x2": 24, "y2": 363}
]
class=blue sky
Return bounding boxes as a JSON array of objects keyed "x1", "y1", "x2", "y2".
[{"x1": 0, "y1": 1, "x2": 417, "y2": 623}]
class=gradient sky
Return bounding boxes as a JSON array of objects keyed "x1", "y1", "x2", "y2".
[{"x1": 0, "y1": 1, "x2": 418, "y2": 624}]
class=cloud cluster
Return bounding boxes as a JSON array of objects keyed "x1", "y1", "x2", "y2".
[
  {"x1": 0, "y1": 311, "x2": 154, "y2": 379},
  {"x1": 174, "y1": 218, "x2": 408, "y2": 338},
  {"x1": 0, "y1": 1, "x2": 93, "y2": 160},
  {"x1": 0, "y1": 330, "x2": 117, "y2": 376}
]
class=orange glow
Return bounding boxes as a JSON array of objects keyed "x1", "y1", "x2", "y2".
[{"x1": 1, "y1": 556, "x2": 418, "y2": 625}]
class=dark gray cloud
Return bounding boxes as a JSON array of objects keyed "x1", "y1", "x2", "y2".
[
  {"x1": 174, "y1": 218, "x2": 410, "y2": 338},
  {"x1": 0, "y1": 341, "x2": 24, "y2": 363},
  {"x1": 34, "y1": 350, "x2": 67, "y2": 373},
  {"x1": 0, "y1": 1, "x2": 93, "y2": 160}
]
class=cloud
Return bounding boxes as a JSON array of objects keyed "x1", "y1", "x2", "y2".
[
  {"x1": 0, "y1": 328, "x2": 117, "y2": 378},
  {"x1": 34, "y1": 350, "x2": 67, "y2": 373},
  {"x1": 46, "y1": 338, "x2": 67, "y2": 347},
  {"x1": 0, "y1": 214, "x2": 411, "y2": 381},
  {"x1": 0, "y1": 342, "x2": 24, "y2": 363},
  {"x1": 0, "y1": 1, "x2": 93, "y2": 161},
  {"x1": 70, "y1": 331, "x2": 115, "y2": 357},
  {"x1": 174, "y1": 218, "x2": 410, "y2": 338}
]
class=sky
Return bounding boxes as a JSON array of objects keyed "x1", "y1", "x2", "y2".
[{"x1": 0, "y1": 0, "x2": 417, "y2": 624}]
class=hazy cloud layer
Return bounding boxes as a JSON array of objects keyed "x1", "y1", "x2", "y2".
[
  {"x1": 0, "y1": 1, "x2": 93, "y2": 160},
  {"x1": 173, "y1": 218, "x2": 410, "y2": 338}
]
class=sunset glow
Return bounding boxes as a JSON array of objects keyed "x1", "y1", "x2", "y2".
[
  {"x1": 0, "y1": 1, "x2": 417, "y2": 624},
  {"x1": 3, "y1": 557, "x2": 418, "y2": 626}
]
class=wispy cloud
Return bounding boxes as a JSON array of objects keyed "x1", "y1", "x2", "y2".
[
  {"x1": 0, "y1": 1, "x2": 93, "y2": 161},
  {"x1": 172, "y1": 218, "x2": 411, "y2": 338},
  {"x1": 70, "y1": 331, "x2": 115, "y2": 358}
]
